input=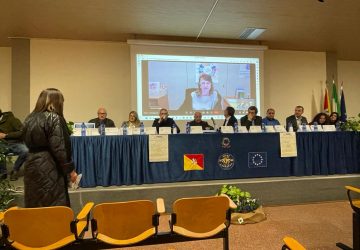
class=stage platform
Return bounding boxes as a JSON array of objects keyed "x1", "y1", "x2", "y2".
[{"x1": 10, "y1": 172, "x2": 360, "y2": 214}]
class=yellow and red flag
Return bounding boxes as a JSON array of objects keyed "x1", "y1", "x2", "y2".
[
  {"x1": 184, "y1": 154, "x2": 204, "y2": 171},
  {"x1": 323, "y1": 87, "x2": 331, "y2": 114}
]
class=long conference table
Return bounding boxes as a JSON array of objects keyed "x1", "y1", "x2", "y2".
[{"x1": 71, "y1": 132, "x2": 360, "y2": 188}]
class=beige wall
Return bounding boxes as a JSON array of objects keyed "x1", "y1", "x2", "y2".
[
  {"x1": 30, "y1": 39, "x2": 131, "y2": 126},
  {"x1": 338, "y1": 61, "x2": 360, "y2": 118},
  {"x1": 0, "y1": 47, "x2": 12, "y2": 111},
  {"x1": 264, "y1": 50, "x2": 327, "y2": 124}
]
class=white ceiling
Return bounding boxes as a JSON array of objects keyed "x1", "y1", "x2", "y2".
[{"x1": 1, "y1": 0, "x2": 360, "y2": 60}]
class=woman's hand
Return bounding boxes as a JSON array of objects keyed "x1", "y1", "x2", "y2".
[{"x1": 70, "y1": 170, "x2": 78, "y2": 183}]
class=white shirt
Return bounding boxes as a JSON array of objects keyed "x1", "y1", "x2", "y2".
[
  {"x1": 191, "y1": 91, "x2": 218, "y2": 110},
  {"x1": 224, "y1": 117, "x2": 230, "y2": 126}
]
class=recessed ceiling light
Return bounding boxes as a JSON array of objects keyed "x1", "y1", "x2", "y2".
[{"x1": 239, "y1": 28, "x2": 266, "y2": 40}]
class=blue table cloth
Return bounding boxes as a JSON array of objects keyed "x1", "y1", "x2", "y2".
[{"x1": 71, "y1": 132, "x2": 360, "y2": 187}]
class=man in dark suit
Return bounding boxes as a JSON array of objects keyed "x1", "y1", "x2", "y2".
[
  {"x1": 285, "y1": 105, "x2": 308, "y2": 132},
  {"x1": 189, "y1": 112, "x2": 214, "y2": 130},
  {"x1": 240, "y1": 106, "x2": 262, "y2": 130},
  {"x1": 152, "y1": 108, "x2": 180, "y2": 133},
  {"x1": 223, "y1": 106, "x2": 238, "y2": 128},
  {"x1": 89, "y1": 107, "x2": 115, "y2": 128}
]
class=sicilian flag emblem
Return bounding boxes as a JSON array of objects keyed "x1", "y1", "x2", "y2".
[{"x1": 184, "y1": 154, "x2": 204, "y2": 171}]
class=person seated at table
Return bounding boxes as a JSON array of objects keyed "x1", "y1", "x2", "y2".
[
  {"x1": 152, "y1": 108, "x2": 180, "y2": 133},
  {"x1": 0, "y1": 108, "x2": 28, "y2": 181},
  {"x1": 309, "y1": 112, "x2": 330, "y2": 126},
  {"x1": 261, "y1": 108, "x2": 280, "y2": 126},
  {"x1": 189, "y1": 112, "x2": 214, "y2": 130},
  {"x1": 121, "y1": 111, "x2": 141, "y2": 128},
  {"x1": 240, "y1": 106, "x2": 262, "y2": 130},
  {"x1": 222, "y1": 106, "x2": 238, "y2": 128},
  {"x1": 89, "y1": 107, "x2": 115, "y2": 128},
  {"x1": 329, "y1": 112, "x2": 340, "y2": 125},
  {"x1": 285, "y1": 105, "x2": 308, "y2": 132}
]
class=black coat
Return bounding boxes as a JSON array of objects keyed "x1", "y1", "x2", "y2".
[
  {"x1": 285, "y1": 115, "x2": 308, "y2": 132},
  {"x1": 152, "y1": 117, "x2": 180, "y2": 133},
  {"x1": 88, "y1": 117, "x2": 115, "y2": 128},
  {"x1": 23, "y1": 111, "x2": 74, "y2": 208},
  {"x1": 222, "y1": 116, "x2": 238, "y2": 128},
  {"x1": 240, "y1": 115, "x2": 262, "y2": 130}
]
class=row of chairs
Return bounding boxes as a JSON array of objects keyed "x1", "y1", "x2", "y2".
[{"x1": 0, "y1": 195, "x2": 237, "y2": 250}]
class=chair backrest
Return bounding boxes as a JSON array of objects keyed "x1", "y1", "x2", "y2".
[
  {"x1": 92, "y1": 200, "x2": 156, "y2": 240},
  {"x1": 172, "y1": 196, "x2": 229, "y2": 234},
  {"x1": 282, "y1": 236, "x2": 306, "y2": 250},
  {"x1": 3, "y1": 206, "x2": 75, "y2": 248},
  {"x1": 345, "y1": 185, "x2": 360, "y2": 214}
]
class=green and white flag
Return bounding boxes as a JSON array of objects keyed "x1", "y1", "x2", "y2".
[{"x1": 331, "y1": 80, "x2": 340, "y2": 113}]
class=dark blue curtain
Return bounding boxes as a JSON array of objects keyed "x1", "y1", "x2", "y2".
[{"x1": 71, "y1": 132, "x2": 360, "y2": 187}]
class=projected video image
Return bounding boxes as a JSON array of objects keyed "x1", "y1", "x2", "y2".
[{"x1": 137, "y1": 55, "x2": 260, "y2": 120}]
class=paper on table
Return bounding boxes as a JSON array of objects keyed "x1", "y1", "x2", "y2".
[
  {"x1": 279, "y1": 132, "x2": 297, "y2": 157},
  {"x1": 149, "y1": 134, "x2": 169, "y2": 162},
  {"x1": 221, "y1": 126, "x2": 234, "y2": 134},
  {"x1": 190, "y1": 126, "x2": 203, "y2": 134},
  {"x1": 159, "y1": 127, "x2": 172, "y2": 135}
]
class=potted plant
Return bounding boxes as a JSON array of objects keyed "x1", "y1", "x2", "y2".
[
  {"x1": 0, "y1": 142, "x2": 8, "y2": 166},
  {"x1": 341, "y1": 113, "x2": 360, "y2": 131},
  {"x1": 0, "y1": 179, "x2": 15, "y2": 211},
  {"x1": 67, "y1": 121, "x2": 74, "y2": 135},
  {"x1": 218, "y1": 184, "x2": 266, "y2": 224},
  {"x1": 0, "y1": 142, "x2": 16, "y2": 211}
]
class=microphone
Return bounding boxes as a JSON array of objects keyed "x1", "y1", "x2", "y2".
[{"x1": 211, "y1": 117, "x2": 216, "y2": 130}]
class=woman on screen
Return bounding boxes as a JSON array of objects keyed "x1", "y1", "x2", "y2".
[
  {"x1": 180, "y1": 73, "x2": 222, "y2": 111},
  {"x1": 121, "y1": 111, "x2": 141, "y2": 128}
]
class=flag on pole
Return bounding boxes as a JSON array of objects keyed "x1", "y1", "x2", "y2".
[
  {"x1": 323, "y1": 87, "x2": 331, "y2": 114},
  {"x1": 340, "y1": 82, "x2": 347, "y2": 122},
  {"x1": 331, "y1": 80, "x2": 340, "y2": 113}
]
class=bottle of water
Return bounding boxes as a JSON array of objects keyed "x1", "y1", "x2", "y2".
[
  {"x1": 288, "y1": 123, "x2": 293, "y2": 132},
  {"x1": 186, "y1": 122, "x2": 190, "y2": 134},
  {"x1": 302, "y1": 123, "x2": 307, "y2": 132},
  {"x1": 234, "y1": 122, "x2": 238, "y2": 133},
  {"x1": 261, "y1": 122, "x2": 266, "y2": 133},
  {"x1": 81, "y1": 122, "x2": 86, "y2": 136},
  {"x1": 122, "y1": 125, "x2": 127, "y2": 135},
  {"x1": 140, "y1": 122, "x2": 145, "y2": 135},
  {"x1": 171, "y1": 124, "x2": 176, "y2": 134},
  {"x1": 99, "y1": 123, "x2": 105, "y2": 136},
  {"x1": 335, "y1": 121, "x2": 341, "y2": 131},
  {"x1": 313, "y1": 122, "x2": 318, "y2": 132}
]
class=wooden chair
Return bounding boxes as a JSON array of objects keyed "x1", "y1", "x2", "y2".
[
  {"x1": 282, "y1": 236, "x2": 306, "y2": 250},
  {"x1": 170, "y1": 195, "x2": 236, "y2": 250},
  {"x1": 345, "y1": 186, "x2": 360, "y2": 250},
  {"x1": 91, "y1": 198, "x2": 165, "y2": 247},
  {"x1": 0, "y1": 202, "x2": 94, "y2": 250}
]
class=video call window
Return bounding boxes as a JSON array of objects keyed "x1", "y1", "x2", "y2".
[{"x1": 136, "y1": 54, "x2": 260, "y2": 120}]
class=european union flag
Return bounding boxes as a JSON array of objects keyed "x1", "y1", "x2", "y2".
[
  {"x1": 248, "y1": 152, "x2": 267, "y2": 168},
  {"x1": 340, "y1": 84, "x2": 347, "y2": 122}
]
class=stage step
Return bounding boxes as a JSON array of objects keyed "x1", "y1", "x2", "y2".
[{"x1": 12, "y1": 174, "x2": 360, "y2": 213}]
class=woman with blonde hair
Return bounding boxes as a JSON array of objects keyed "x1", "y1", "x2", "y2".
[
  {"x1": 23, "y1": 88, "x2": 77, "y2": 207},
  {"x1": 121, "y1": 111, "x2": 141, "y2": 128}
]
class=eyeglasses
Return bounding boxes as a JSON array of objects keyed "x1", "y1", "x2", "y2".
[{"x1": 98, "y1": 112, "x2": 106, "y2": 115}]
